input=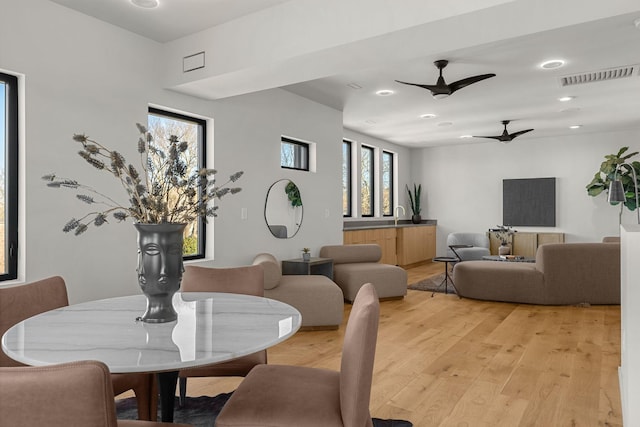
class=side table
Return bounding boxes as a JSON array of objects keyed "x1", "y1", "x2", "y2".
[
  {"x1": 432, "y1": 256, "x2": 459, "y2": 297},
  {"x1": 281, "y1": 257, "x2": 333, "y2": 280}
]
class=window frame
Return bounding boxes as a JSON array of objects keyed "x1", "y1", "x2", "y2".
[
  {"x1": 0, "y1": 72, "x2": 18, "y2": 281},
  {"x1": 342, "y1": 140, "x2": 352, "y2": 217},
  {"x1": 280, "y1": 136, "x2": 310, "y2": 171},
  {"x1": 148, "y1": 107, "x2": 206, "y2": 261},
  {"x1": 360, "y1": 145, "x2": 375, "y2": 217},
  {"x1": 382, "y1": 150, "x2": 394, "y2": 217}
]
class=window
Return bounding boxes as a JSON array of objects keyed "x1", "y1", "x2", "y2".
[
  {"x1": 342, "y1": 140, "x2": 352, "y2": 217},
  {"x1": 280, "y1": 137, "x2": 309, "y2": 171},
  {"x1": 360, "y1": 145, "x2": 374, "y2": 217},
  {"x1": 382, "y1": 151, "x2": 394, "y2": 216},
  {"x1": 0, "y1": 72, "x2": 18, "y2": 281},
  {"x1": 148, "y1": 107, "x2": 206, "y2": 260}
]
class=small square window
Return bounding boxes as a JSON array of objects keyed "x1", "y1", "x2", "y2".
[{"x1": 281, "y1": 137, "x2": 309, "y2": 171}]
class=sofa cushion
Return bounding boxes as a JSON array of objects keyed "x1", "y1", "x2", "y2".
[
  {"x1": 252, "y1": 253, "x2": 282, "y2": 290},
  {"x1": 319, "y1": 244, "x2": 381, "y2": 264}
]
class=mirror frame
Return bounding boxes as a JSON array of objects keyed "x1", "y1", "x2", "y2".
[{"x1": 264, "y1": 179, "x2": 303, "y2": 239}]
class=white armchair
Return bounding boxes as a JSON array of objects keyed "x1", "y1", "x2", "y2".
[{"x1": 446, "y1": 232, "x2": 491, "y2": 261}]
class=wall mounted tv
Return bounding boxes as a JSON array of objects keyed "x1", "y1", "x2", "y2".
[{"x1": 503, "y1": 177, "x2": 556, "y2": 227}]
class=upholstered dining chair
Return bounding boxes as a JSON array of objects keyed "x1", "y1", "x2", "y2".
[
  {"x1": 178, "y1": 264, "x2": 267, "y2": 405},
  {"x1": 0, "y1": 276, "x2": 155, "y2": 421},
  {"x1": 215, "y1": 283, "x2": 380, "y2": 427},
  {"x1": 0, "y1": 360, "x2": 190, "y2": 427}
]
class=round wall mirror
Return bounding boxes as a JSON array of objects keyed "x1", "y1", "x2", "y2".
[{"x1": 264, "y1": 179, "x2": 303, "y2": 239}]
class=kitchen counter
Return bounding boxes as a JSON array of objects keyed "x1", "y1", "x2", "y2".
[{"x1": 343, "y1": 219, "x2": 437, "y2": 230}]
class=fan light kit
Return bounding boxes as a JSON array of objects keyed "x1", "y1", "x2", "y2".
[
  {"x1": 419, "y1": 113, "x2": 436, "y2": 119},
  {"x1": 131, "y1": 0, "x2": 159, "y2": 8},
  {"x1": 558, "y1": 96, "x2": 575, "y2": 102},
  {"x1": 540, "y1": 59, "x2": 566, "y2": 69},
  {"x1": 395, "y1": 59, "x2": 496, "y2": 99},
  {"x1": 375, "y1": 89, "x2": 394, "y2": 96},
  {"x1": 460, "y1": 135, "x2": 473, "y2": 139},
  {"x1": 569, "y1": 125, "x2": 582, "y2": 129}
]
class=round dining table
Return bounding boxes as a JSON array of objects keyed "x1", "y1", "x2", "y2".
[{"x1": 1, "y1": 291, "x2": 302, "y2": 422}]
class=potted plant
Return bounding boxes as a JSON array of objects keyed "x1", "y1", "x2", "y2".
[
  {"x1": 586, "y1": 146, "x2": 640, "y2": 223},
  {"x1": 43, "y1": 124, "x2": 243, "y2": 323},
  {"x1": 302, "y1": 247, "x2": 311, "y2": 261},
  {"x1": 494, "y1": 225, "x2": 513, "y2": 255},
  {"x1": 406, "y1": 183, "x2": 422, "y2": 224}
]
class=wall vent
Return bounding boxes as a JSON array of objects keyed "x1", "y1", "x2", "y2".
[{"x1": 559, "y1": 64, "x2": 638, "y2": 86}]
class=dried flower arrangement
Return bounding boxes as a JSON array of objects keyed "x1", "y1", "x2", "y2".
[{"x1": 43, "y1": 123, "x2": 243, "y2": 235}]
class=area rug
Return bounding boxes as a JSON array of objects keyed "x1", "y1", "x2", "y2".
[
  {"x1": 116, "y1": 393, "x2": 413, "y2": 426},
  {"x1": 408, "y1": 272, "x2": 457, "y2": 294}
]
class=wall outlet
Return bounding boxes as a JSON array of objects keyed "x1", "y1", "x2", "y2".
[{"x1": 241, "y1": 207, "x2": 248, "y2": 220}]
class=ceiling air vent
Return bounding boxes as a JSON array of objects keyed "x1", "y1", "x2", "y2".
[{"x1": 559, "y1": 64, "x2": 638, "y2": 86}]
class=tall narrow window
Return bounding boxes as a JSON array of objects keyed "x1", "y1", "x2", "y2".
[
  {"x1": 148, "y1": 107, "x2": 206, "y2": 260},
  {"x1": 361, "y1": 145, "x2": 374, "y2": 217},
  {"x1": 382, "y1": 151, "x2": 394, "y2": 216},
  {"x1": 281, "y1": 137, "x2": 309, "y2": 171},
  {"x1": 342, "y1": 140, "x2": 352, "y2": 217},
  {"x1": 0, "y1": 72, "x2": 18, "y2": 281}
]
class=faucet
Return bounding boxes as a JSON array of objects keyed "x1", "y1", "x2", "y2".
[{"x1": 394, "y1": 205, "x2": 405, "y2": 226}]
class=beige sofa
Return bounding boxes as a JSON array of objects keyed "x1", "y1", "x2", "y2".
[
  {"x1": 319, "y1": 244, "x2": 407, "y2": 302},
  {"x1": 452, "y1": 242, "x2": 620, "y2": 305},
  {"x1": 252, "y1": 253, "x2": 344, "y2": 329}
]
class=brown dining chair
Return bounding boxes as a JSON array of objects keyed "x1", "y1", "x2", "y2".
[
  {"x1": 178, "y1": 264, "x2": 267, "y2": 405},
  {"x1": 215, "y1": 283, "x2": 380, "y2": 427},
  {"x1": 0, "y1": 360, "x2": 190, "y2": 427},
  {"x1": 0, "y1": 276, "x2": 155, "y2": 421}
]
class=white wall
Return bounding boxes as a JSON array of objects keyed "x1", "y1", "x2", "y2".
[
  {"x1": 411, "y1": 128, "x2": 640, "y2": 255},
  {"x1": 1, "y1": 0, "x2": 344, "y2": 304}
]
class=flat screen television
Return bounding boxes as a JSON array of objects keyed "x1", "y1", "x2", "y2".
[{"x1": 503, "y1": 177, "x2": 556, "y2": 227}]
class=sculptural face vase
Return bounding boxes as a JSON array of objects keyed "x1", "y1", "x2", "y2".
[{"x1": 135, "y1": 223, "x2": 186, "y2": 323}]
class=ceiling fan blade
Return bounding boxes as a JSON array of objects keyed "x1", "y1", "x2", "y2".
[
  {"x1": 449, "y1": 73, "x2": 496, "y2": 93},
  {"x1": 394, "y1": 80, "x2": 440, "y2": 92},
  {"x1": 509, "y1": 129, "x2": 534, "y2": 139},
  {"x1": 472, "y1": 135, "x2": 505, "y2": 141}
]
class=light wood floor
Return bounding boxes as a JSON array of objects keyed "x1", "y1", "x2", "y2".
[{"x1": 123, "y1": 261, "x2": 623, "y2": 426}]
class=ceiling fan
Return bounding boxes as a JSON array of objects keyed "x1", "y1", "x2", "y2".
[
  {"x1": 395, "y1": 59, "x2": 496, "y2": 99},
  {"x1": 473, "y1": 120, "x2": 534, "y2": 143}
]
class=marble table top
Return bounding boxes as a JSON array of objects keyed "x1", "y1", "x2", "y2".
[{"x1": 2, "y1": 292, "x2": 301, "y2": 373}]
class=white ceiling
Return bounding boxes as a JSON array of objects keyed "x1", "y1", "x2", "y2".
[{"x1": 48, "y1": 0, "x2": 640, "y2": 148}]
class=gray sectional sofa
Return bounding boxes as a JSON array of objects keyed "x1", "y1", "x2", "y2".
[{"x1": 452, "y1": 242, "x2": 620, "y2": 305}]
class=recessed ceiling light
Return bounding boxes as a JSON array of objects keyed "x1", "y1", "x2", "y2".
[
  {"x1": 420, "y1": 113, "x2": 436, "y2": 119},
  {"x1": 460, "y1": 135, "x2": 473, "y2": 139},
  {"x1": 131, "y1": 0, "x2": 159, "y2": 8},
  {"x1": 375, "y1": 89, "x2": 394, "y2": 96},
  {"x1": 540, "y1": 59, "x2": 566, "y2": 69},
  {"x1": 569, "y1": 125, "x2": 582, "y2": 129},
  {"x1": 558, "y1": 96, "x2": 575, "y2": 102}
]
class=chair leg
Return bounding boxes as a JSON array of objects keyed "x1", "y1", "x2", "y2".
[
  {"x1": 132, "y1": 374, "x2": 155, "y2": 421},
  {"x1": 179, "y1": 376, "x2": 187, "y2": 407}
]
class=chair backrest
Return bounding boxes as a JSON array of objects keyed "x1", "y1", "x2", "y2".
[
  {"x1": 446, "y1": 232, "x2": 490, "y2": 248},
  {"x1": 319, "y1": 244, "x2": 382, "y2": 264},
  {"x1": 0, "y1": 276, "x2": 68, "y2": 367},
  {"x1": 340, "y1": 283, "x2": 379, "y2": 427},
  {"x1": 0, "y1": 360, "x2": 118, "y2": 427},
  {"x1": 181, "y1": 265, "x2": 264, "y2": 296}
]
